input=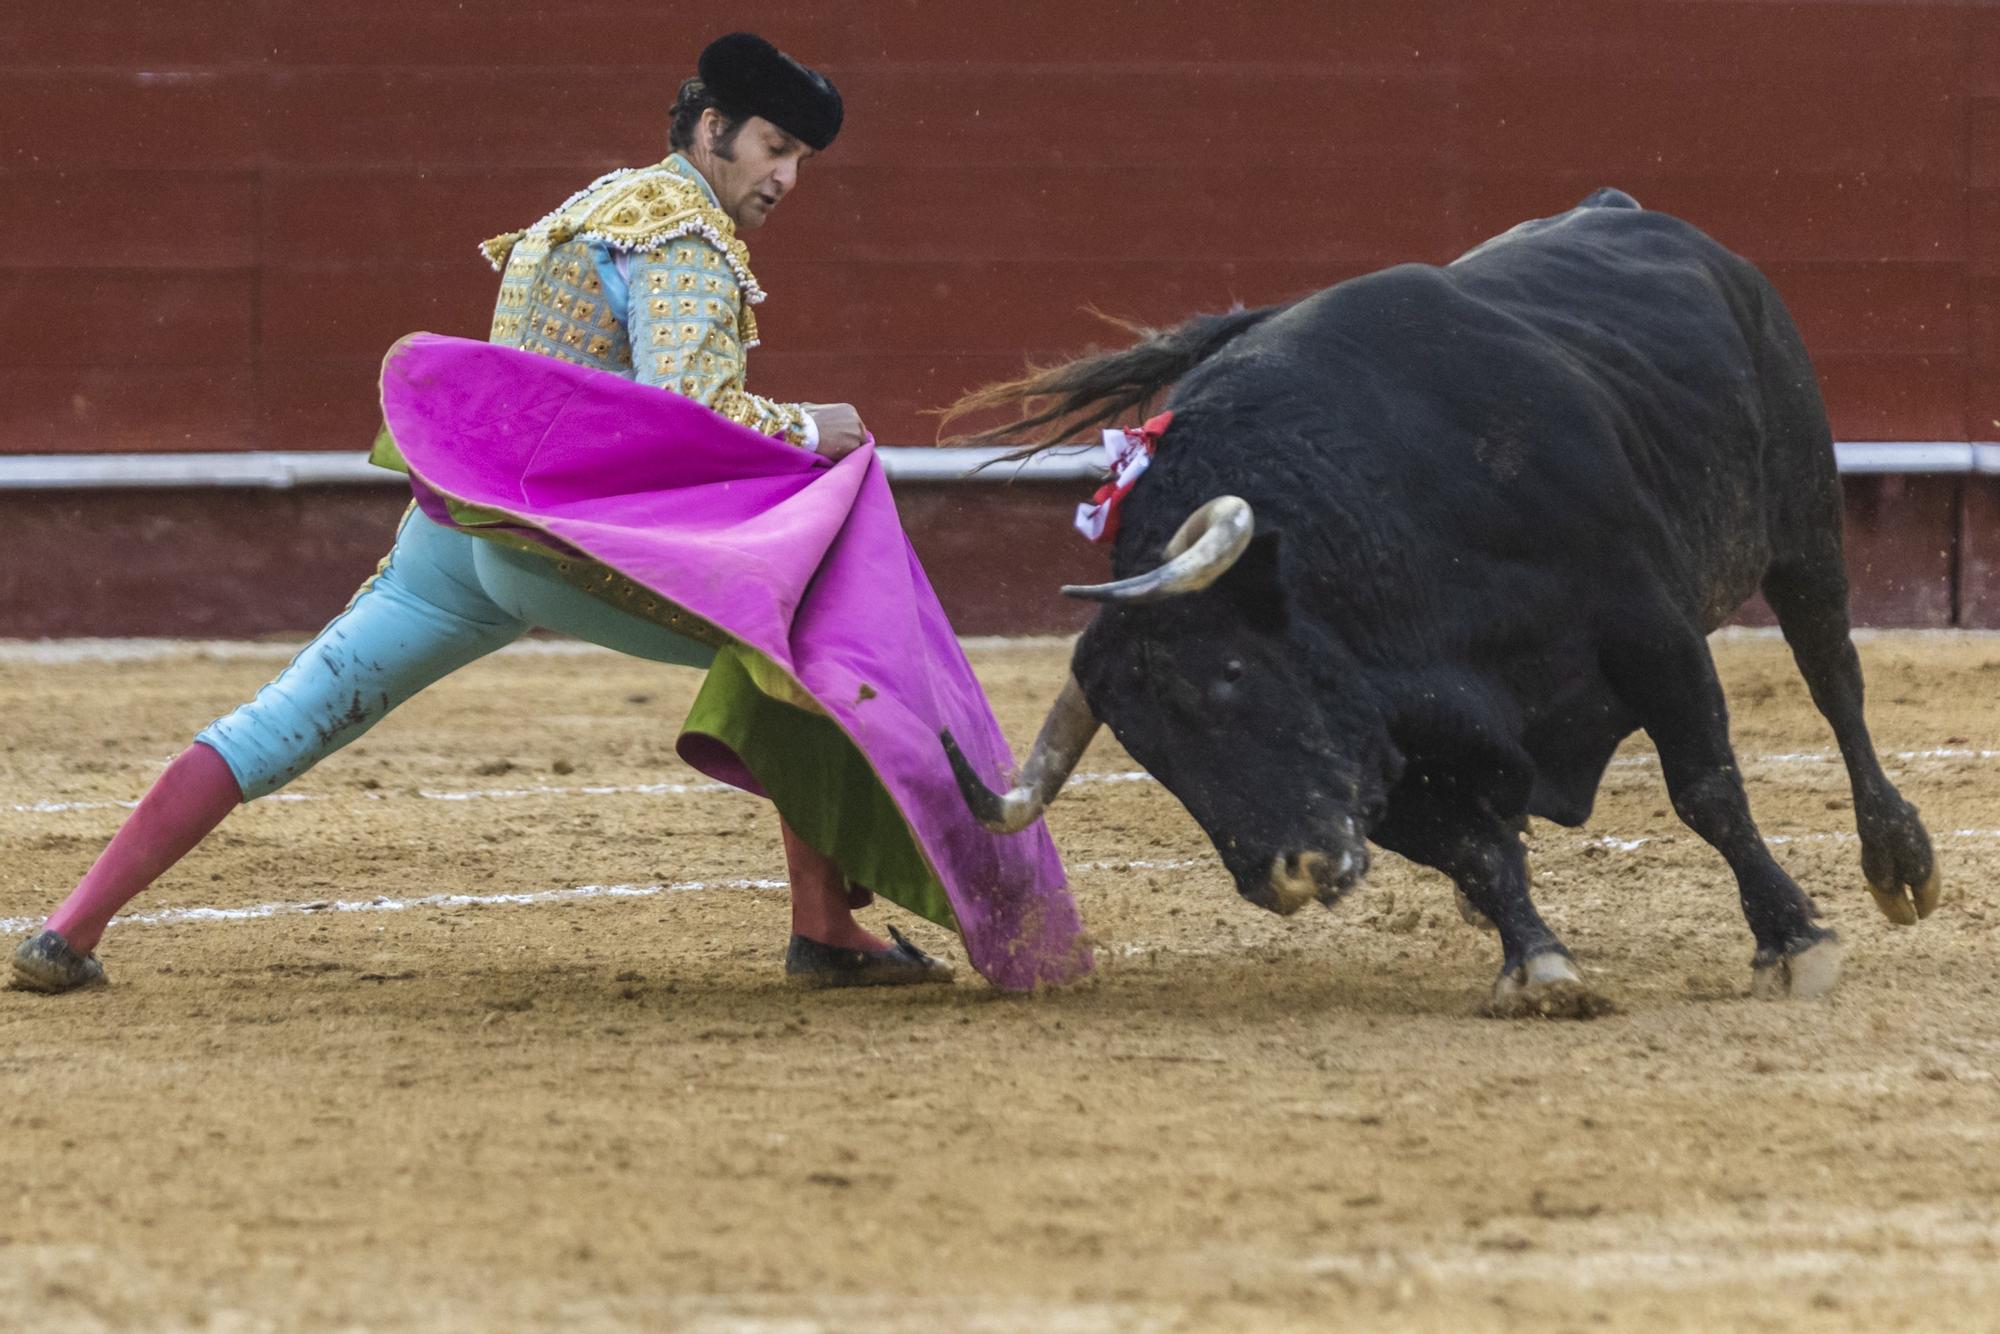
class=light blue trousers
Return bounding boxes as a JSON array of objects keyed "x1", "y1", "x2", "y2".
[{"x1": 198, "y1": 509, "x2": 713, "y2": 799}]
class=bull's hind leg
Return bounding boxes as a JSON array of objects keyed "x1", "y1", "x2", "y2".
[
  {"x1": 1608, "y1": 624, "x2": 1841, "y2": 997},
  {"x1": 1762, "y1": 558, "x2": 1939, "y2": 924}
]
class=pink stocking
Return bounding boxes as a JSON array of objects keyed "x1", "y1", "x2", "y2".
[
  {"x1": 44, "y1": 742, "x2": 242, "y2": 954},
  {"x1": 781, "y1": 817, "x2": 886, "y2": 952}
]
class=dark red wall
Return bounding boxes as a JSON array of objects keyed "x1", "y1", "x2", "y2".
[
  {"x1": 3, "y1": 0, "x2": 1992, "y2": 453},
  {"x1": 3, "y1": 1, "x2": 1998, "y2": 634}
]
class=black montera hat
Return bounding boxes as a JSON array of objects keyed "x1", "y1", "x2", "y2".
[{"x1": 698, "y1": 32, "x2": 843, "y2": 151}]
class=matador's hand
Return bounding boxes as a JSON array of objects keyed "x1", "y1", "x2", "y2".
[{"x1": 804, "y1": 403, "x2": 867, "y2": 460}]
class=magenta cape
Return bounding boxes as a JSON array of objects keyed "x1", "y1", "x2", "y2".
[{"x1": 378, "y1": 334, "x2": 1091, "y2": 990}]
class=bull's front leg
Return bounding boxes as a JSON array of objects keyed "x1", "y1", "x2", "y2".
[
  {"x1": 1607, "y1": 617, "x2": 1842, "y2": 998},
  {"x1": 1452, "y1": 813, "x2": 1527, "y2": 933},
  {"x1": 1440, "y1": 830, "x2": 1614, "y2": 1019}
]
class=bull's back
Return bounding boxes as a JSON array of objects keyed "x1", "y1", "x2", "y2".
[
  {"x1": 1198, "y1": 199, "x2": 1819, "y2": 626},
  {"x1": 1477, "y1": 206, "x2": 1795, "y2": 615}
]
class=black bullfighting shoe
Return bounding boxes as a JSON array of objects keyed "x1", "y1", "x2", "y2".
[
  {"x1": 11, "y1": 929, "x2": 108, "y2": 994},
  {"x1": 785, "y1": 924, "x2": 954, "y2": 989}
]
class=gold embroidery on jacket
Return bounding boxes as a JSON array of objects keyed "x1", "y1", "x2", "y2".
[{"x1": 479, "y1": 158, "x2": 806, "y2": 444}]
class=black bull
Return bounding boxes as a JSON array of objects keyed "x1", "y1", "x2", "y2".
[{"x1": 946, "y1": 189, "x2": 1940, "y2": 1014}]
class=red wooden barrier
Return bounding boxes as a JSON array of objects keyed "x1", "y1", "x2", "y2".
[
  {"x1": 2, "y1": 0, "x2": 1987, "y2": 453},
  {"x1": 2, "y1": 1, "x2": 1996, "y2": 633}
]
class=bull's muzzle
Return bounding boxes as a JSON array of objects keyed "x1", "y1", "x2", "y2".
[{"x1": 1251, "y1": 840, "x2": 1370, "y2": 916}]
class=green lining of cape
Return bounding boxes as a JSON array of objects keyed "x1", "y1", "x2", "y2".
[
  {"x1": 377, "y1": 420, "x2": 958, "y2": 932},
  {"x1": 686, "y1": 647, "x2": 959, "y2": 932},
  {"x1": 372, "y1": 423, "x2": 541, "y2": 538}
]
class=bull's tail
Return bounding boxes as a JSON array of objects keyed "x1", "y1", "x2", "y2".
[{"x1": 940, "y1": 303, "x2": 1290, "y2": 450}]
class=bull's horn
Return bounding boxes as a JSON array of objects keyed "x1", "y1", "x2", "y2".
[
  {"x1": 941, "y1": 675, "x2": 1099, "y2": 833},
  {"x1": 1062, "y1": 496, "x2": 1255, "y2": 603}
]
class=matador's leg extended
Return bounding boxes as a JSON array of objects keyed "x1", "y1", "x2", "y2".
[{"x1": 14, "y1": 512, "x2": 526, "y2": 992}]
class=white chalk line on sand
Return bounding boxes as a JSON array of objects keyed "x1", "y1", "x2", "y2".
[
  {"x1": 2, "y1": 824, "x2": 1993, "y2": 944},
  {"x1": 1586, "y1": 828, "x2": 2000, "y2": 853},
  {"x1": 6, "y1": 785, "x2": 730, "y2": 816},
  {"x1": 5, "y1": 769, "x2": 1159, "y2": 817},
  {"x1": 0, "y1": 877, "x2": 791, "y2": 938},
  {"x1": 1607, "y1": 746, "x2": 2000, "y2": 767},
  {"x1": 0, "y1": 860, "x2": 1202, "y2": 938},
  {"x1": 9, "y1": 745, "x2": 1999, "y2": 818}
]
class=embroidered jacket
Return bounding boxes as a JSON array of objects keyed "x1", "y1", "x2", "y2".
[{"x1": 479, "y1": 154, "x2": 810, "y2": 445}]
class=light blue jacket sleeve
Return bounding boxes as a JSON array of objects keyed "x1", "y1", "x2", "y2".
[{"x1": 587, "y1": 241, "x2": 810, "y2": 445}]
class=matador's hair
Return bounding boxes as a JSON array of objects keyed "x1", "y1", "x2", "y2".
[{"x1": 668, "y1": 78, "x2": 748, "y2": 156}]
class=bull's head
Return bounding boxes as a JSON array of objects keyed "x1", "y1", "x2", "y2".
[{"x1": 945, "y1": 495, "x2": 1377, "y2": 915}]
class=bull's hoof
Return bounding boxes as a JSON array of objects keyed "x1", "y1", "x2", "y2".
[
  {"x1": 1860, "y1": 807, "x2": 1939, "y2": 925},
  {"x1": 1749, "y1": 933, "x2": 1842, "y2": 1000},
  {"x1": 1454, "y1": 889, "x2": 1497, "y2": 932},
  {"x1": 1867, "y1": 864, "x2": 1941, "y2": 927},
  {"x1": 1483, "y1": 952, "x2": 1616, "y2": 1020},
  {"x1": 11, "y1": 930, "x2": 107, "y2": 994}
]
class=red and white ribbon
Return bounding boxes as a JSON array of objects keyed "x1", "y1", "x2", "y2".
[{"x1": 1073, "y1": 411, "x2": 1174, "y2": 543}]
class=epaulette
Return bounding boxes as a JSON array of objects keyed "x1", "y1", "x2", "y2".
[
  {"x1": 479, "y1": 230, "x2": 525, "y2": 271},
  {"x1": 478, "y1": 163, "x2": 765, "y2": 305}
]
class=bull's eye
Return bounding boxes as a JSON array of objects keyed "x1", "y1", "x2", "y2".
[{"x1": 1206, "y1": 663, "x2": 1244, "y2": 711}]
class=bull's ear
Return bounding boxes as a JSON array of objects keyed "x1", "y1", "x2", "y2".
[{"x1": 1221, "y1": 529, "x2": 1288, "y2": 631}]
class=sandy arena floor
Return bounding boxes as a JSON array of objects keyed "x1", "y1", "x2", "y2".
[{"x1": 2, "y1": 631, "x2": 1998, "y2": 1331}]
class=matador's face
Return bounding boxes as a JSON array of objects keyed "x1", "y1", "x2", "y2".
[{"x1": 699, "y1": 112, "x2": 816, "y2": 232}]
